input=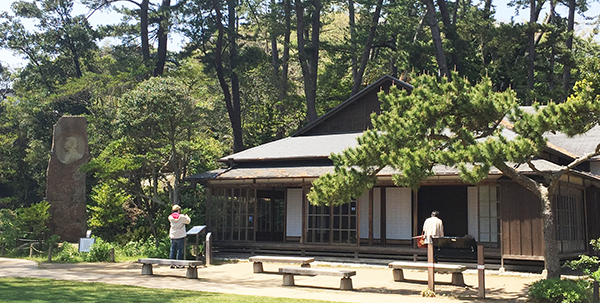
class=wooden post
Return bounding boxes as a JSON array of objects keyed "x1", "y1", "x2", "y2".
[
  {"x1": 205, "y1": 232, "x2": 212, "y2": 265},
  {"x1": 427, "y1": 243, "x2": 435, "y2": 291},
  {"x1": 109, "y1": 248, "x2": 115, "y2": 262},
  {"x1": 478, "y1": 244, "x2": 485, "y2": 298},
  {"x1": 47, "y1": 245, "x2": 53, "y2": 262}
]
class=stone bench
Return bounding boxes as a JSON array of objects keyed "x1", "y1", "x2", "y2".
[
  {"x1": 388, "y1": 261, "x2": 466, "y2": 286},
  {"x1": 249, "y1": 255, "x2": 314, "y2": 273},
  {"x1": 278, "y1": 267, "x2": 356, "y2": 290},
  {"x1": 137, "y1": 258, "x2": 204, "y2": 279}
]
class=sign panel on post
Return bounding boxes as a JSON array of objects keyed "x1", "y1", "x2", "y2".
[
  {"x1": 186, "y1": 225, "x2": 206, "y2": 235},
  {"x1": 79, "y1": 238, "x2": 95, "y2": 252}
]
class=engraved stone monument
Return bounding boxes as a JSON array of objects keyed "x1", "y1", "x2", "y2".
[{"x1": 46, "y1": 116, "x2": 89, "y2": 242}]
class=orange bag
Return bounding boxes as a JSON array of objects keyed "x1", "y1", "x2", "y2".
[{"x1": 416, "y1": 235, "x2": 426, "y2": 249}]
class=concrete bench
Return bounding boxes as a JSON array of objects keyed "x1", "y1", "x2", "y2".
[
  {"x1": 137, "y1": 258, "x2": 204, "y2": 279},
  {"x1": 249, "y1": 255, "x2": 314, "y2": 273},
  {"x1": 388, "y1": 261, "x2": 466, "y2": 286},
  {"x1": 278, "y1": 267, "x2": 356, "y2": 290}
]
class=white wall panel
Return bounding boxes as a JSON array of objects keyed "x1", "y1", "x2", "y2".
[
  {"x1": 286, "y1": 188, "x2": 303, "y2": 237},
  {"x1": 385, "y1": 187, "x2": 412, "y2": 239}
]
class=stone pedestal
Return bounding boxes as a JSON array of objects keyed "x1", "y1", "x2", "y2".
[
  {"x1": 142, "y1": 263, "x2": 153, "y2": 275},
  {"x1": 186, "y1": 267, "x2": 198, "y2": 279},
  {"x1": 46, "y1": 116, "x2": 89, "y2": 242}
]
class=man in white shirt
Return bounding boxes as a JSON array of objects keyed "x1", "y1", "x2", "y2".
[{"x1": 422, "y1": 210, "x2": 444, "y2": 244}]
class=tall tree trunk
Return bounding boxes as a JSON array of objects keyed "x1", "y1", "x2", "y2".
[
  {"x1": 548, "y1": 0, "x2": 555, "y2": 92},
  {"x1": 212, "y1": 0, "x2": 244, "y2": 152},
  {"x1": 436, "y1": 0, "x2": 460, "y2": 73},
  {"x1": 228, "y1": 0, "x2": 243, "y2": 152},
  {"x1": 388, "y1": 0, "x2": 398, "y2": 77},
  {"x1": 494, "y1": 161, "x2": 561, "y2": 279},
  {"x1": 562, "y1": 0, "x2": 575, "y2": 98},
  {"x1": 527, "y1": 0, "x2": 536, "y2": 98},
  {"x1": 274, "y1": 0, "x2": 292, "y2": 139},
  {"x1": 270, "y1": 0, "x2": 280, "y2": 78},
  {"x1": 349, "y1": 0, "x2": 358, "y2": 84},
  {"x1": 295, "y1": 0, "x2": 321, "y2": 122},
  {"x1": 540, "y1": 188, "x2": 560, "y2": 278},
  {"x1": 140, "y1": 0, "x2": 150, "y2": 63},
  {"x1": 281, "y1": 0, "x2": 291, "y2": 100},
  {"x1": 170, "y1": 144, "x2": 181, "y2": 206},
  {"x1": 66, "y1": 39, "x2": 83, "y2": 78},
  {"x1": 483, "y1": 0, "x2": 492, "y2": 19},
  {"x1": 423, "y1": 0, "x2": 449, "y2": 77},
  {"x1": 351, "y1": 0, "x2": 383, "y2": 96},
  {"x1": 154, "y1": 0, "x2": 171, "y2": 76}
]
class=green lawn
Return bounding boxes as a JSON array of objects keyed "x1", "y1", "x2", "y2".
[{"x1": 0, "y1": 277, "x2": 336, "y2": 303}]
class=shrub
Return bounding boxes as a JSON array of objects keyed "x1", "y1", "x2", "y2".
[
  {"x1": 119, "y1": 236, "x2": 170, "y2": 259},
  {"x1": 0, "y1": 209, "x2": 18, "y2": 254},
  {"x1": 84, "y1": 238, "x2": 113, "y2": 262},
  {"x1": 53, "y1": 242, "x2": 83, "y2": 262},
  {"x1": 528, "y1": 278, "x2": 591, "y2": 303},
  {"x1": 146, "y1": 237, "x2": 170, "y2": 259}
]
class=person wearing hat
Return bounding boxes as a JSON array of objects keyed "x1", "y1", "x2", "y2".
[{"x1": 168, "y1": 204, "x2": 191, "y2": 265}]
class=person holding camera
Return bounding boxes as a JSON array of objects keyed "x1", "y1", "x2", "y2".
[{"x1": 168, "y1": 204, "x2": 190, "y2": 266}]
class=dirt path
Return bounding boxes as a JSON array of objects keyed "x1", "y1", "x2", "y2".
[{"x1": 0, "y1": 257, "x2": 542, "y2": 302}]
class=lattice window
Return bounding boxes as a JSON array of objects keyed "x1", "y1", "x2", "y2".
[
  {"x1": 307, "y1": 203, "x2": 330, "y2": 243},
  {"x1": 307, "y1": 200, "x2": 357, "y2": 244},
  {"x1": 479, "y1": 186, "x2": 500, "y2": 248},
  {"x1": 556, "y1": 187, "x2": 585, "y2": 253},
  {"x1": 210, "y1": 188, "x2": 255, "y2": 241}
]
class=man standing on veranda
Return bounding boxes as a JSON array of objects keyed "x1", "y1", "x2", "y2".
[
  {"x1": 422, "y1": 210, "x2": 444, "y2": 244},
  {"x1": 169, "y1": 204, "x2": 190, "y2": 266}
]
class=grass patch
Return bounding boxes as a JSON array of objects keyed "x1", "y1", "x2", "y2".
[{"x1": 0, "y1": 277, "x2": 335, "y2": 302}]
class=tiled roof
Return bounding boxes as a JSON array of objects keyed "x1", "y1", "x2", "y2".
[
  {"x1": 193, "y1": 158, "x2": 574, "y2": 181},
  {"x1": 545, "y1": 126, "x2": 600, "y2": 160},
  {"x1": 219, "y1": 132, "x2": 363, "y2": 162}
]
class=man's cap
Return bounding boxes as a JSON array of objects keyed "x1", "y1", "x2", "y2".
[{"x1": 172, "y1": 205, "x2": 181, "y2": 211}]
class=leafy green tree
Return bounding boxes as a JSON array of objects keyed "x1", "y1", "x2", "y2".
[
  {"x1": 86, "y1": 76, "x2": 225, "y2": 246},
  {"x1": 0, "y1": 97, "x2": 49, "y2": 210},
  {"x1": 308, "y1": 72, "x2": 600, "y2": 279},
  {"x1": 88, "y1": 182, "x2": 129, "y2": 242},
  {"x1": 0, "y1": 0, "x2": 99, "y2": 91},
  {"x1": 17, "y1": 200, "x2": 51, "y2": 242}
]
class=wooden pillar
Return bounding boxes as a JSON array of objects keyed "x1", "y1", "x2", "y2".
[
  {"x1": 301, "y1": 187, "x2": 308, "y2": 245},
  {"x1": 283, "y1": 189, "x2": 288, "y2": 243},
  {"x1": 381, "y1": 187, "x2": 387, "y2": 246},
  {"x1": 427, "y1": 243, "x2": 435, "y2": 291},
  {"x1": 478, "y1": 244, "x2": 485, "y2": 298},
  {"x1": 206, "y1": 188, "x2": 212, "y2": 240},
  {"x1": 369, "y1": 189, "x2": 374, "y2": 246},
  {"x1": 413, "y1": 188, "x2": 419, "y2": 261}
]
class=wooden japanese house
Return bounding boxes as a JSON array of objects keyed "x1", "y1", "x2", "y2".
[{"x1": 188, "y1": 75, "x2": 600, "y2": 269}]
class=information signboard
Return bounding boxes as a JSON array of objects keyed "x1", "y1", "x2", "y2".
[{"x1": 79, "y1": 238, "x2": 96, "y2": 252}]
